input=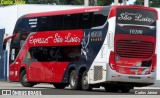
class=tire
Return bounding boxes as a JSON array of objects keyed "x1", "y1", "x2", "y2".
[
  {"x1": 69, "y1": 70, "x2": 81, "y2": 90},
  {"x1": 105, "y1": 86, "x2": 119, "y2": 92},
  {"x1": 81, "y1": 71, "x2": 92, "y2": 91},
  {"x1": 53, "y1": 83, "x2": 68, "y2": 89},
  {"x1": 120, "y1": 88, "x2": 130, "y2": 93},
  {"x1": 20, "y1": 70, "x2": 35, "y2": 87}
]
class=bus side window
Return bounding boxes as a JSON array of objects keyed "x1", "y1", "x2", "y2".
[
  {"x1": 93, "y1": 10, "x2": 108, "y2": 27},
  {"x1": 78, "y1": 12, "x2": 93, "y2": 29},
  {"x1": 63, "y1": 14, "x2": 78, "y2": 30},
  {"x1": 50, "y1": 15, "x2": 63, "y2": 31},
  {"x1": 37, "y1": 17, "x2": 50, "y2": 31}
]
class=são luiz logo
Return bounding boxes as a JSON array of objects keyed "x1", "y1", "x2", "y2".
[{"x1": 0, "y1": 0, "x2": 26, "y2": 5}]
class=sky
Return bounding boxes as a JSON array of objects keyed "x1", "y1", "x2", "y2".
[
  {"x1": 127, "y1": 0, "x2": 136, "y2": 5},
  {"x1": 111, "y1": 0, "x2": 136, "y2": 5}
]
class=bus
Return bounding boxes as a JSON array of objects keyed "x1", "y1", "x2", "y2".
[{"x1": 7, "y1": 5, "x2": 158, "y2": 92}]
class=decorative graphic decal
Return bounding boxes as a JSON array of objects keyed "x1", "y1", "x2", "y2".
[
  {"x1": 29, "y1": 32, "x2": 81, "y2": 46},
  {"x1": 135, "y1": 62, "x2": 142, "y2": 67},
  {"x1": 90, "y1": 31, "x2": 103, "y2": 42},
  {"x1": 81, "y1": 32, "x2": 90, "y2": 60},
  {"x1": 118, "y1": 12, "x2": 155, "y2": 22},
  {"x1": 49, "y1": 48, "x2": 61, "y2": 61},
  {"x1": 141, "y1": 68, "x2": 150, "y2": 75},
  {"x1": 116, "y1": 9, "x2": 156, "y2": 26},
  {"x1": 54, "y1": 33, "x2": 80, "y2": 43},
  {"x1": 29, "y1": 36, "x2": 53, "y2": 45},
  {"x1": 116, "y1": 58, "x2": 151, "y2": 75},
  {"x1": 29, "y1": 18, "x2": 37, "y2": 28}
]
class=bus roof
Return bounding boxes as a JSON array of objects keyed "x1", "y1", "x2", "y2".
[
  {"x1": 25, "y1": 6, "x2": 107, "y2": 18},
  {"x1": 25, "y1": 5, "x2": 158, "y2": 19}
]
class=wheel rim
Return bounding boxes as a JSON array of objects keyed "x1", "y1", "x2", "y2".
[
  {"x1": 82, "y1": 75, "x2": 88, "y2": 87},
  {"x1": 23, "y1": 74, "x2": 28, "y2": 83},
  {"x1": 71, "y1": 74, "x2": 76, "y2": 86}
]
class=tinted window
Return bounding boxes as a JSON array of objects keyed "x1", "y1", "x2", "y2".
[
  {"x1": 50, "y1": 15, "x2": 64, "y2": 31},
  {"x1": 15, "y1": 18, "x2": 37, "y2": 33},
  {"x1": 37, "y1": 17, "x2": 50, "y2": 31},
  {"x1": 12, "y1": 18, "x2": 32, "y2": 47},
  {"x1": 63, "y1": 14, "x2": 78, "y2": 30},
  {"x1": 28, "y1": 46, "x2": 81, "y2": 62},
  {"x1": 78, "y1": 12, "x2": 93, "y2": 29},
  {"x1": 15, "y1": 18, "x2": 31, "y2": 32},
  {"x1": 11, "y1": 30, "x2": 29, "y2": 47},
  {"x1": 10, "y1": 18, "x2": 32, "y2": 64},
  {"x1": 93, "y1": 10, "x2": 108, "y2": 27}
]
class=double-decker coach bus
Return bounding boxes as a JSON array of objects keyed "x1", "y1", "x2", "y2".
[{"x1": 7, "y1": 5, "x2": 158, "y2": 92}]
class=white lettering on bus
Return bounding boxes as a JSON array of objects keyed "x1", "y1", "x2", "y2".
[
  {"x1": 29, "y1": 33, "x2": 80, "y2": 45},
  {"x1": 135, "y1": 14, "x2": 154, "y2": 22},
  {"x1": 65, "y1": 33, "x2": 80, "y2": 43},
  {"x1": 29, "y1": 36, "x2": 53, "y2": 45},
  {"x1": 29, "y1": 18, "x2": 37, "y2": 22},
  {"x1": 54, "y1": 33, "x2": 63, "y2": 43},
  {"x1": 130, "y1": 29, "x2": 143, "y2": 35},
  {"x1": 54, "y1": 33, "x2": 80, "y2": 43},
  {"x1": 118, "y1": 12, "x2": 154, "y2": 22},
  {"x1": 118, "y1": 12, "x2": 132, "y2": 21}
]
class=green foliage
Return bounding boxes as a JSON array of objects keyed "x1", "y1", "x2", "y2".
[
  {"x1": 97, "y1": 0, "x2": 128, "y2": 6},
  {"x1": 150, "y1": 0, "x2": 160, "y2": 7},
  {"x1": 134, "y1": 0, "x2": 160, "y2": 7},
  {"x1": 0, "y1": 0, "x2": 130, "y2": 6},
  {"x1": 97, "y1": 0, "x2": 113, "y2": 6},
  {"x1": 26, "y1": 0, "x2": 83, "y2": 5},
  {"x1": 134, "y1": 0, "x2": 144, "y2": 6}
]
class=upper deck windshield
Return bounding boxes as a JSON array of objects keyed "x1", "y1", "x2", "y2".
[{"x1": 116, "y1": 8, "x2": 156, "y2": 26}]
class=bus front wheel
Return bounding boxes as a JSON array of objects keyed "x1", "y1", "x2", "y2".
[{"x1": 20, "y1": 70, "x2": 35, "y2": 87}]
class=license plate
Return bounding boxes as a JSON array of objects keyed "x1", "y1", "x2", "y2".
[{"x1": 130, "y1": 68, "x2": 138, "y2": 71}]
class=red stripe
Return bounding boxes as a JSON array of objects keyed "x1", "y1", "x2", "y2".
[
  {"x1": 109, "y1": 5, "x2": 158, "y2": 20},
  {"x1": 26, "y1": 6, "x2": 103, "y2": 18}
]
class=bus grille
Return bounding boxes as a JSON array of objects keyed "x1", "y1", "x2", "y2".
[
  {"x1": 94, "y1": 66, "x2": 103, "y2": 81},
  {"x1": 116, "y1": 40, "x2": 154, "y2": 58}
]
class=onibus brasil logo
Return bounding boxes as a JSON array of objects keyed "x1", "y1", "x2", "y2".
[{"x1": 0, "y1": 0, "x2": 26, "y2": 5}]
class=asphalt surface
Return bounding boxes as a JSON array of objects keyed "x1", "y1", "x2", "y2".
[
  {"x1": 0, "y1": 81, "x2": 160, "y2": 98},
  {"x1": 0, "y1": 81, "x2": 160, "y2": 96}
]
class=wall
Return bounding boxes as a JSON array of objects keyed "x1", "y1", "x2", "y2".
[{"x1": 155, "y1": 8, "x2": 160, "y2": 80}]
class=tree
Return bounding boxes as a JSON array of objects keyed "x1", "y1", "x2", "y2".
[
  {"x1": 97, "y1": 0, "x2": 129, "y2": 6},
  {"x1": 26, "y1": 0, "x2": 128, "y2": 6},
  {"x1": 134, "y1": 0, "x2": 144, "y2": 6},
  {"x1": 150, "y1": 0, "x2": 160, "y2": 7},
  {"x1": 97, "y1": 0, "x2": 113, "y2": 6},
  {"x1": 26, "y1": 0, "x2": 83, "y2": 5},
  {"x1": 134, "y1": 0, "x2": 160, "y2": 7},
  {"x1": 0, "y1": 0, "x2": 129, "y2": 6},
  {"x1": 65, "y1": 0, "x2": 83, "y2": 5}
]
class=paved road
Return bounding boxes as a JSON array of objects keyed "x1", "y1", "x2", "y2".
[{"x1": 0, "y1": 81, "x2": 160, "y2": 98}]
